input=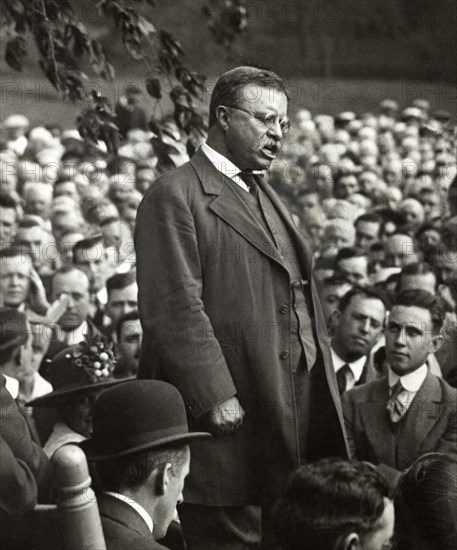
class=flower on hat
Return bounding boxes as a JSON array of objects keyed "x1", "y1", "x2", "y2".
[{"x1": 67, "y1": 326, "x2": 116, "y2": 384}]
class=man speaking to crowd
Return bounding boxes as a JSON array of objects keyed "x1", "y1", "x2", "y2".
[{"x1": 135, "y1": 66, "x2": 348, "y2": 549}]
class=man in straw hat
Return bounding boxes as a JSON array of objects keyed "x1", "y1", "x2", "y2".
[{"x1": 80, "y1": 380, "x2": 210, "y2": 550}]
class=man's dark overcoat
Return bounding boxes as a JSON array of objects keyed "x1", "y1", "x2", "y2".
[{"x1": 135, "y1": 149, "x2": 348, "y2": 506}]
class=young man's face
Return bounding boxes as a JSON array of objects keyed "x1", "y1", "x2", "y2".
[
  {"x1": 74, "y1": 244, "x2": 108, "y2": 293},
  {"x1": 333, "y1": 295, "x2": 385, "y2": 361},
  {"x1": 0, "y1": 254, "x2": 32, "y2": 307},
  {"x1": 116, "y1": 319, "x2": 143, "y2": 376},
  {"x1": 0, "y1": 206, "x2": 17, "y2": 243},
  {"x1": 355, "y1": 221, "x2": 381, "y2": 252},
  {"x1": 52, "y1": 271, "x2": 91, "y2": 331},
  {"x1": 385, "y1": 305, "x2": 442, "y2": 376},
  {"x1": 106, "y1": 283, "x2": 138, "y2": 325}
]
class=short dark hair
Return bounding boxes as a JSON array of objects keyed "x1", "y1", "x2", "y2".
[
  {"x1": 208, "y1": 66, "x2": 288, "y2": 128},
  {"x1": 0, "y1": 245, "x2": 32, "y2": 263},
  {"x1": 106, "y1": 271, "x2": 136, "y2": 297},
  {"x1": 335, "y1": 247, "x2": 367, "y2": 264},
  {"x1": 0, "y1": 308, "x2": 28, "y2": 366},
  {"x1": 0, "y1": 192, "x2": 17, "y2": 210},
  {"x1": 115, "y1": 310, "x2": 140, "y2": 342},
  {"x1": 95, "y1": 444, "x2": 188, "y2": 493},
  {"x1": 322, "y1": 274, "x2": 352, "y2": 287},
  {"x1": 272, "y1": 459, "x2": 392, "y2": 550},
  {"x1": 398, "y1": 262, "x2": 437, "y2": 290},
  {"x1": 17, "y1": 216, "x2": 42, "y2": 230},
  {"x1": 338, "y1": 286, "x2": 387, "y2": 313},
  {"x1": 72, "y1": 235, "x2": 104, "y2": 263},
  {"x1": 355, "y1": 212, "x2": 383, "y2": 228},
  {"x1": 395, "y1": 453, "x2": 457, "y2": 550},
  {"x1": 393, "y1": 289, "x2": 445, "y2": 332}
]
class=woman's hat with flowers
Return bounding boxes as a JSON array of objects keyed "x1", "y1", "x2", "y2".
[{"x1": 28, "y1": 328, "x2": 132, "y2": 407}]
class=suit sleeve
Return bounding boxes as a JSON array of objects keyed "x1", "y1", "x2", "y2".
[
  {"x1": 135, "y1": 176, "x2": 237, "y2": 417},
  {"x1": 0, "y1": 435, "x2": 39, "y2": 515},
  {"x1": 0, "y1": 379, "x2": 50, "y2": 514}
]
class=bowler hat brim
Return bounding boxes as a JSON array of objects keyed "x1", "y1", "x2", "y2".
[{"x1": 80, "y1": 431, "x2": 211, "y2": 461}]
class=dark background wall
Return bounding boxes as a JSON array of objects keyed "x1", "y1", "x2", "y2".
[{"x1": 99, "y1": 0, "x2": 456, "y2": 81}]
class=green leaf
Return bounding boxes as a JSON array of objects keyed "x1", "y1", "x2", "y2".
[
  {"x1": 145, "y1": 76, "x2": 162, "y2": 99},
  {"x1": 5, "y1": 35, "x2": 27, "y2": 71},
  {"x1": 137, "y1": 15, "x2": 156, "y2": 37}
]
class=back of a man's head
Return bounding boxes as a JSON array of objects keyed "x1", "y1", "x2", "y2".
[
  {"x1": 273, "y1": 459, "x2": 393, "y2": 550},
  {"x1": 95, "y1": 443, "x2": 189, "y2": 495}
]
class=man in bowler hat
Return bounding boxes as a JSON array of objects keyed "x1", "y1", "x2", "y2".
[{"x1": 80, "y1": 380, "x2": 210, "y2": 550}]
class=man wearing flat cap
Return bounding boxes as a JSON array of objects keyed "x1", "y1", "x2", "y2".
[
  {"x1": 135, "y1": 65, "x2": 348, "y2": 548},
  {"x1": 81, "y1": 380, "x2": 210, "y2": 550}
]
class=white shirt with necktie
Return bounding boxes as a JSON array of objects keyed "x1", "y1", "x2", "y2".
[
  {"x1": 387, "y1": 364, "x2": 428, "y2": 414},
  {"x1": 331, "y1": 348, "x2": 366, "y2": 391},
  {"x1": 201, "y1": 142, "x2": 258, "y2": 193}
]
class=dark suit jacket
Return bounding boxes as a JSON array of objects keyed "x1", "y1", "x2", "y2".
[
  {"x1": 0, "y1": 375, "x2": 50, "y2": 516},
  {"x1": 98, "y1": 494, "x2": 168, "y2": 550},
  {"x1": 135, "y1": 148, "x2": 348, "y2": 506},
  {"x1": 342, "y1": 372, "x2": 457, "y2": 482}
]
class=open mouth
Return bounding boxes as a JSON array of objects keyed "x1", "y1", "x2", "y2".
[{"x1": 262, "y1": 144, "x2": 278, "y2": 158}]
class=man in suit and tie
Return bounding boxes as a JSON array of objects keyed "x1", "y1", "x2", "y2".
[
  {"x1": 135, "y1": 66, "x2": 348, "y2": 549},
  {"x1": 331, "y1": 287, "x2": 387, "y2": 394},
  {"x1": 343, "y1": 289, "x2": 457, "y2": 486}
]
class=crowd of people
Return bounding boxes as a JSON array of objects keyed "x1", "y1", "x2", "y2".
[{"x1": 1, "y1": 66, "x2": 457, "y2": 550}]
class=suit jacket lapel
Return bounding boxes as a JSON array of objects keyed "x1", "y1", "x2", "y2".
[
  {"x1": 396, "y1": 373, "x2": 442, "y2": 466},
  {"x1": 359, "y1": 380, "x2": 397, "y2": 465},
  {"x1": 190, "y1": 149, "x2": 285, "y2": 266},
  {"x1": 256, "y1": 177, "x2": 313, "y2": 273}
]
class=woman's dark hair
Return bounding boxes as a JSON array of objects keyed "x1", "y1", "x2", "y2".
[{"x1": 394, "y1": 453, "x2": 457, "y2": 550}]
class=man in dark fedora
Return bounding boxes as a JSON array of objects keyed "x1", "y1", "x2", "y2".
[{"x1": 80, "y1": 380, "x2": 210, "y2": 550}]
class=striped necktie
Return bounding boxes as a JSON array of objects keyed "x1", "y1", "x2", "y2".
[{"x1": 387, "y1": 381, "x2": 406, "y2": 423}]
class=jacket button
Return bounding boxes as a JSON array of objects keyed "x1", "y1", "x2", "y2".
[
  {"x1": 280, "y1": 351, "x2": 289, "y2": 359},
  {"x1": 279, "y1": 304, "x2": 289, "y2": 314}
]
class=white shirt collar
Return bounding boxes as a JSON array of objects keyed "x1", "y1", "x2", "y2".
[
  {"x1": 331, "y1": 347, "x2": 366, "y2": 383},
  {"x1": 104, "y1": 492, "x2": 153, "y2": 533},
  {"x1": 388, "y1": 364, "x2": 428, "y2": 392},
  {"x1": 201, "y1": 142, "x2": 251, "y2": 192},
  {"x1": 2, "y1": 374, "x2": 19, "y2": 399}
]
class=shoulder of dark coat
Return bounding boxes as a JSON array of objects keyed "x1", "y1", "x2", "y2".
[{"x1": 344, "y1": 376, "x2": 388, "y2": 401}]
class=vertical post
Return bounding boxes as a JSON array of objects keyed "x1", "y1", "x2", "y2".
[{"x1": 52, "y1": 444, "x2": 106, "y2": 550}]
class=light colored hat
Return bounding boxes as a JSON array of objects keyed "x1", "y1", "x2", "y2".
[
  {"x1": 402, "y1": 107, "x2": 422, "y2": 120},
  {"x1": 3, "y1": 114, "x2": 30, "y2": 129}
]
